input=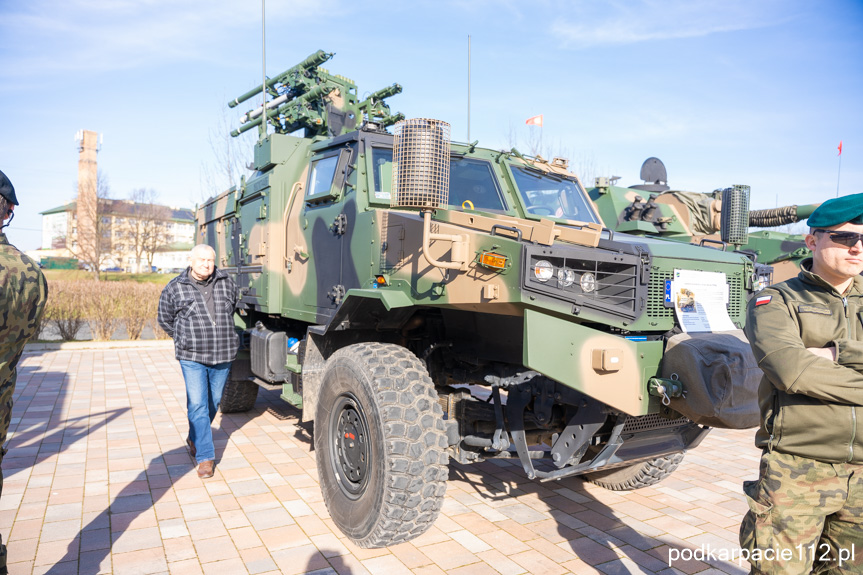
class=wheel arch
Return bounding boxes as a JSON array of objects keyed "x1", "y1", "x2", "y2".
[{"x1": 300, "y1": 291, "x2": 425, "y2": 423}]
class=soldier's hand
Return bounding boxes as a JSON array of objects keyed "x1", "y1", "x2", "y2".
[{"x1": 807, "y1": 346, "x2": 837, "y2": 361}]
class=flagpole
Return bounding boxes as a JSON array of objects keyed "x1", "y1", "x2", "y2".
[
  {"x1": 836, "y1": 141, "x2": 843, "y2": 197},
  {"x1": 837, "y1": 153, "x2": 842, "y2": 198},
  {"x1": 467, "y1": 35, "x2": 471, "y2": 142}
]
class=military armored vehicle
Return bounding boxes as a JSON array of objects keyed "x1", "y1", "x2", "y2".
[
  {"x1": 589, "y1": 157, "x2": 819, "y2": 282},
  {"x1": 199, "y1": 51, "x2": 764, "y2": 548}
]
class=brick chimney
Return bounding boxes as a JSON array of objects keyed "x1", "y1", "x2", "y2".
[{"x1": 75, "y1": 130, "x2": 99, "y2": 254}]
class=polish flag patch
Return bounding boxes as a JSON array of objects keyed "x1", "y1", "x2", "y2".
[{"x1": 755, "y1": 295, "x2": 772, "y2": 306}]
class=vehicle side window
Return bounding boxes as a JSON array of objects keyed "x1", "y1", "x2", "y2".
[
  {"x1": 372, "y1": 148, "x2": 393, "y2": 200},
  {"x1": 307, "y1": 155, "x2": 340, "y2": 199},
  {"x1": 448, "y1": 159, "x2": 505, "y2": 212}
]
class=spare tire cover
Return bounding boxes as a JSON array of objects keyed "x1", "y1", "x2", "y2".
[{"x1": 661, "y1": 330, "x2": 762, "y2": 429}]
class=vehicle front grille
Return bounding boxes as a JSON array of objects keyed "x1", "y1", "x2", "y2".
[
  {"x1": 647, "y1": 267, "x2": 744, "y2": 322},
  {"x1": 523, "y1": 245, "x2": 647, "y2": 322}
]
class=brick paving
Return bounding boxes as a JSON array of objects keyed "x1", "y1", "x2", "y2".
[{"x1": 1, "y1": 347, "x2": 760, "y2": 575}]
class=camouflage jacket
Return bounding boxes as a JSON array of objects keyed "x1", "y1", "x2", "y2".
[
  {"x1": 745, "y1": 258, "x2": 863, "y2": 463},
  {"x1": 157, "y1": 267, "x2": 239, "y2": 365},
  {"x1": 0, "y1": 233, "x2": 48, "y2": 386}
]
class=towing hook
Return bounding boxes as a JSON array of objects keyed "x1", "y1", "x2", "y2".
[{"x1": 648, "y1": 377, "x2": 685, "y2": 406}]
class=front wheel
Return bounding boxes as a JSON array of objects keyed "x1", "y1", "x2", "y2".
[{"x1": 315, "y1": 343, "x2": 449, "y2": 548}]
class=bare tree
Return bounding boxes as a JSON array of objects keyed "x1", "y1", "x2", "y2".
[
  {"x1": 505, "y1": 120, "x2": 520, "y2": 150},
  {"x1": 503, "y1": 120, "x2": 543, "y2": 158},
  {"x1": 141, "y1": 204, "x2": 172, "y2": 272},
  {"x1": 68, "y1": 170, "x2": 112, "y2": 280},
  {"x1": 199, "y1": 104, "x2": 253, "y2": 203},
  {"x1": 111, "y1": 189, "x2": 172, "y2": 273}
]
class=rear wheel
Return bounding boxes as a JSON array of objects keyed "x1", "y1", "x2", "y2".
[
  {"x1": 220, "y1": 360, "x2": 258, "y2": 413},
  {"x1": 315, "y1": 342, "x2": 448, "y2": 548},
  {"x1": 583, "y1": 452, "x2": 685, "y2": 490}
]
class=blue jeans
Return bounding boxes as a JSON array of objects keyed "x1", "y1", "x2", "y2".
[{"x1": 179, "y1": 360, "x2": 231, "y2": 464}]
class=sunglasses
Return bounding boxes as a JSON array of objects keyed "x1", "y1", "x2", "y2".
[{"x1": 813, "y1": 229, "x2": 863, "y2": 248}]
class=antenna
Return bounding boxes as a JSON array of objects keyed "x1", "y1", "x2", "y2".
[
  {"x1": 467, "y1": 35, "x2": 471, "y2": 142},
  {"x1": 260, "y1": 0, "x2": 267, "y2": 138}
]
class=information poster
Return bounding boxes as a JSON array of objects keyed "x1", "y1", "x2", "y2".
[{"x1": 670, "y1": 269, "x2": 736, "y2": 333}]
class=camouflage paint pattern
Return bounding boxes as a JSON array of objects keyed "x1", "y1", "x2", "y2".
[
  {"x1": 197, "y1": 54, "x2": 761, "y2": 453},
  {"x1": 589, "y1": 182, "x2": 815, "y2": 273},
  {"x1": 198, "y1": 125, "x2": 755, "y2": 418},
  {"x1": 0, "y1": 232, "x2": 48, "y2": 569},
  {"x1": 740, "y1": 449, "x2": 863, "y2": 574}
]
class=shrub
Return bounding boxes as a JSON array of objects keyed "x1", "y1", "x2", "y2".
[
  {"x1": 45, "y1": 280, "x2": 87, "y2": 341},
  {"x1": 42, "y1": 277, "x2": 172, "y2": 341},
  {"x1": 120, "y1": 283, "x2": 155, "y2": 340},
  {"x1": 84, "y1": 281, "x2": 123, "y2": 341}
]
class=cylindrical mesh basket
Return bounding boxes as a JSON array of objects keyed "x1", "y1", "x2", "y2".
[
  {"x1": 391, "y1": 118, "x2": 450, "y2": 209},
  {"x1": 720, "y1": 184, "x2": 750, "y2": 245}
]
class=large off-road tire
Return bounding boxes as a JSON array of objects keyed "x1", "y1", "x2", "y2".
[
  {"x1": 220, "y1": 360, "x2": 258, "y2": 413},
  {"x1": 315, "y1": 343, "x2": 449, "y2": 548},
  {"x1": 583, "y1": 452, "x2": 685, "y2": 491}
]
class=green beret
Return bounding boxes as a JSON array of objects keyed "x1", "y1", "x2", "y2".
[
  {"x1": 808, "y1": 193, "x2": 863, "y2": 228},
  {"x1": 0, "y1": 169, "x2": 17, "y2": 205}
]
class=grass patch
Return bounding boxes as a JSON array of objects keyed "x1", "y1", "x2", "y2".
[{"x1": 43, "y1": 270, "x2": 175, "y2": 285}]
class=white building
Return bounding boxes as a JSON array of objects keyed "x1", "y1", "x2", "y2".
[{"x1": 35, "y1": 200, "x2": 196, "y2": 272}]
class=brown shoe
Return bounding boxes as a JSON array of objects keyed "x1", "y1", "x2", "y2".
[
  {"x1": 197, "y1": 460, "x2": 215, "y2": 479},
  {"x1": 186, "y1": 437, "x2": 196, "y2": 458}
]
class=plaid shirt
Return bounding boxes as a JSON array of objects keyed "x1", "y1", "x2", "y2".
[{"x1": 157, "y1": 267, "x2": 239, "y2": 365}]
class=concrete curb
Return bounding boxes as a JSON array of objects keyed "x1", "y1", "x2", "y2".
[{"x1": 25, "y1": 339, "x2": 174, "y2": 352}]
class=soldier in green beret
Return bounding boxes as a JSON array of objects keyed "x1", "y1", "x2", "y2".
[
  {"x1": 741, "y1": 193, "x2": 863, "y2": 574},
  {"x1": 0, "y1": 169, "x2": 48, "y2": 574}
]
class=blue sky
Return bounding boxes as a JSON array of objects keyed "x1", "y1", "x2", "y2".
[{"x1": 2, "y1": 0, "x2": 861, "y2": 251}]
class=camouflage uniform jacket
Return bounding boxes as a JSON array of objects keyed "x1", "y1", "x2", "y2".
[
  {"x1": 157, "y1": 267, "x2": 239, "y2": 365},
  {"x1": 0, "y1": 232, "x2": 48, "y2": 390},
  {"x1": 745, "y1": 258, "x2": 863, "y2": 463}
]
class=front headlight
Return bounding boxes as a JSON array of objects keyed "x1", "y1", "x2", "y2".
[
  {"x1": 580, "y1": 272, "x2": 597, "y2": 293},
  {"x1": 534, "y1": 260, "x2": 553, "y2": 282},
  {"x1": 754, "y1": 274, "x2": 771, "y2": 291},
  {"x1": 753, "y1": 264, "x2": 773, "y2": 291},
  {"x1": 557, "y1": 268, "x2": 576, "y2": 287}
]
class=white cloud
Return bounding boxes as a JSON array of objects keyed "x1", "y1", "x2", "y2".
[
  {"x1": 551, "y1": 0, "x2": 794, "y2": 49},
  {"x1": 0, "y1": 0, "x2": 333, "y2": 77}
]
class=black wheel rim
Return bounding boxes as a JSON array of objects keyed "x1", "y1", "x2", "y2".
[{"x1": 329, "y1": 393, "x2": 370, "y2": 500}]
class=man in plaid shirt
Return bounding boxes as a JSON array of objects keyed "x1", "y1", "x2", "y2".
[{"x1": 158, "y1": 244, "x2": 239, "y2": 478}]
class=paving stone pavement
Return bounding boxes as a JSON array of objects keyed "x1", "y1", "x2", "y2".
[{"x1": 1, "y1": 348, "x2": 761, "y2": 575}]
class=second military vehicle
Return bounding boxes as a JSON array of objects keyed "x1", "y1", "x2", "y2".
[
  {"x1": 199, "y1": 51, "x2": 764, "y2": 548},
  {"x1": 589, "y1": 157, "x2": 818, "y2": 282}
]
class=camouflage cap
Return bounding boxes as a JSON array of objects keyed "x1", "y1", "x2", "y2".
[
  {"x1": 0, "y1": 169, "x2": 17, "y2": 205},
  {"x1": 808, "y1": 193, "x2": 863, "y2": 228}
]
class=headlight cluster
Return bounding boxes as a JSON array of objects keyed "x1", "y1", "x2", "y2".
[
  {"x1": 754, "y1": 274, "x2": 771, "y2": 291},
  {"x1": 753, "y1": 264, "x2": 773, "y2": 292},
  {"x1": 523, "y1": 244, "x2": 645, "y2": 321},
  {"x1": 533, "y1": 259, "x2": 596, "y2": 293}
]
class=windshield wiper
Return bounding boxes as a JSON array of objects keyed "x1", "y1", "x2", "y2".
[{"x1": 520, "y1": 166, "x2": 565, "y2": 183}]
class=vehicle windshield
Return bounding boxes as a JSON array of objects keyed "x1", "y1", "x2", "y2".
[
  {"x1": 510, "y1": 166, "x2": 599, "y2": 223},
  {"x1": 371, "y1": 150, "x2": 507, "y2": 212}
]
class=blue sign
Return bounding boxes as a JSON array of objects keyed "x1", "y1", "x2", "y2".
[{"x1": 664, "y1": 279, "x2": 672, "y2": 305}]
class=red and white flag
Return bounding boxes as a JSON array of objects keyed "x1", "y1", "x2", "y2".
[
  {"x1": 525, "y1": 114, "x2": 543, "y2": 127},
  {"x1": 838, "y1": 141, "x2": 843, "y2": 156}
]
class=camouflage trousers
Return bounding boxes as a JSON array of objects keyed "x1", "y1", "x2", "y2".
[
  {"x1": 740, "y1": 449, "x2": 863, "y2": 575},
  {"x1": 0, "y1": 370, "x2": 15, "y2": 574}
]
